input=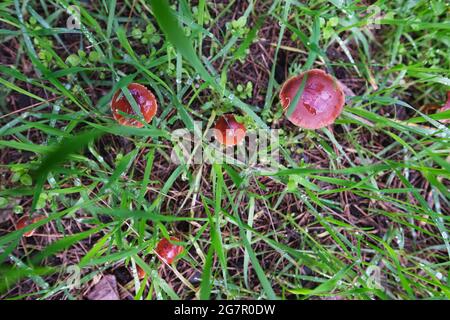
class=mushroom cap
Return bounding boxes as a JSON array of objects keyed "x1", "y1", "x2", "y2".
[
  {"x1": 15, "y1": 215, "x2": 45, "y2": 237},
  {"x1": 155, "y1": 237, "x2": 184, "y2": 264},
  {"x1": 111, "y1": 83, "x2": 158, "y2": 127},
  {"x1": 136, "y1": 264, "x2": 146, "y2": 280},
  {"x1": 214, "y1": 114, "x2": 247, "y2": 146},
  {"x1": 279, "y1": 69, "x2": 345, "y2": 129},
  {"x1": 422, "y1": 104, "x2": 442, "y2": 114}
]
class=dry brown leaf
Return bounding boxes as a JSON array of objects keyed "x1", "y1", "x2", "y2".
[{"x1": 86, "y1": 275, "x2": 120, "y2": 300}]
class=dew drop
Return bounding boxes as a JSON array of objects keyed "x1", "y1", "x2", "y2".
[
  {"x1": 320, "y1": 91, "x2": 331, "y2": 100},
  {"x1": 436, "y1": 272, "x2": 443, "y2": 280}
]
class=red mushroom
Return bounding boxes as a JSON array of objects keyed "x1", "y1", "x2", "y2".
[
  {"x1": 214, "y1": 114, "x2": 246, "y2": 146},
  {"x1": 15, "y1": 215, "x2": 45, "y2": 237},
  {"x1": 155, "y1": 237, "x2": 184, "y2": 264},
  {"x1": 279, "y1": 69, "x2": 345, "y2": 129},
  {"x1": 111, "y1": 83, "x2": 158, "y2": 127},
  {"x1": 136, "y1": 264, "x2": 146, "y2": 280}
]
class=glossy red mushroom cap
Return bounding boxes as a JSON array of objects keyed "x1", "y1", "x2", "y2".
[
  {"x1": 111, "y1": 83, "x2": 157, "y2": 127},
  {"x1": 279, "y1": 69, "x2": 345, "y2": 129},
  {"x1": 15, "y1": 215, "x2": 45, "y2": 237},
  {"x1": 136, "y1": 264, "x2": 146, "y2": 280},
  {"x1": 155, "y1": 237, "x2": 184, "y2": 264},
  {"x1": 214, "y1": 114, "x2": 246, "y2": 146}
]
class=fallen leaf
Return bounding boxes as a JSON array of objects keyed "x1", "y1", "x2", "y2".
[{"x1": 87, "y1": 275, "x2": 120, "y2": 300}]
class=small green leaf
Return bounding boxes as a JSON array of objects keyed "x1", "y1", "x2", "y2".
[
  {"x1": 66, "y1": 54, "x2": 80, "y2": 67},
  {"x1": 11, "y1": 172, "x2": 21, "y2": 183},
  {"x1": 88, "y1": 51, "x2": 101, "y2": 63},
  {"x1": 287, "y1": 176, "x2": 297, "y2": 193},
  {"x1": 13, "y1": 205, "x2": 23, "y2": 214},
  {"x1": 35, "y1": 193, "x2": 47, "y2": 210},
  {"x1": 132, "y1": 28, "x2": 143, "y2": 40},
  {"x1": 77, "y1": 50, "x2": 86, "y2": 58},
  {"x1": 20, "y1": 174, "x2": 32, "y2": 186},
  {"x1": 329, "y1": 17, "x2": 339, "y2": 27}
]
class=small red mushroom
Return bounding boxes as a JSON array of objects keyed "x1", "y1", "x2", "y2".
[
  {"x1": 155, "y1": 237, "x2": 184, "y2": 264},
  {"x1": 136, "y1": 264, "x2": 146, "y2": 280},
  {"x1": 214, "y1": 114, "x2": 246, "y2": 146},
  {"x1": 15, "y1": 215, "x2": 46, "y2": 237},
  {"x1": 279, "y1": 69, "x2": 345, "y2": 129},
  {"x1": 111, "y1": 83, "x2": 158, "y2": 127}
]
